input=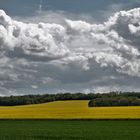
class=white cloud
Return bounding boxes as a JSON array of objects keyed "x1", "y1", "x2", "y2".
[
  {"x1": 31, "y1": 85, "x2": 38, "y2": 89},
  {"x1": 0, "y1": 8, "x2": 140, "y2": 95}
]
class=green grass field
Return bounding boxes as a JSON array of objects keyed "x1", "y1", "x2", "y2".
[{"x1": 0, "y1": 120, "x2": 140, "y2": 140}]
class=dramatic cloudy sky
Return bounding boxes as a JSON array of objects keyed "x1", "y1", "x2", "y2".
[{"x1": 0, "y1": 0, "x2": 140, "y2": 95}]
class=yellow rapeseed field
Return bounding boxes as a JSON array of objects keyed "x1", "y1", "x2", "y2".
[{"x1": 0, "y1": 100, "x2": 140, "y2": 119}]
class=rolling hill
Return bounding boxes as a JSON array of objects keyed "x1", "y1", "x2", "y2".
[{"x1": 0, "y1": 100, "x2": 140, "y2": 119}]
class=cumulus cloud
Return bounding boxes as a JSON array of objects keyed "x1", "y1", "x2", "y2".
[{"x1": 0, "y1": 8, "x2": 140, "y2": 95}]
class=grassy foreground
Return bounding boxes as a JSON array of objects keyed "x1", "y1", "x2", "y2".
[
  {"x1": 0, "y1": 100, "x2": 140, "y2": 119},
  {"x1": 0, "y1": 120, "x2": 140, "y2": 140}
]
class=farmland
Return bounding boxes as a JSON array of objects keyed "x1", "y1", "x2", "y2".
[
  {"x1": 0, "y1": 120, "x2": 140, "y2": 140},
  {"x1": 0, "y1": 100, "x2": 140, "y2": 119},
  {"x1": 0, "y1": 101, "x2": 140, "y2": 140}
]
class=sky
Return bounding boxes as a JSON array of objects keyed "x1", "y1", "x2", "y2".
[{"x1": 0, "y1": 0, "x2": 140, "y2": 95}]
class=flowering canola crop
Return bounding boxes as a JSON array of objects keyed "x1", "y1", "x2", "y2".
[{"x1": 0, "y1": 101, "x2": 140, "y2": 119}]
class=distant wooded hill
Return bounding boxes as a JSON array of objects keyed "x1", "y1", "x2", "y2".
[{"x1": 0, "y1": 92, "x2": 140, "y2": 106}]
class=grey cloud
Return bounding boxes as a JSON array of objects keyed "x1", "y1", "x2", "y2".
[{"x1": 0, "y1": 8, "x2": 140, "y2": 95}]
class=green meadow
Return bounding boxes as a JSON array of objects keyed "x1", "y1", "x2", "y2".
[{"x1": 0, "y1": 120, "x2": 140, "y2": 140}]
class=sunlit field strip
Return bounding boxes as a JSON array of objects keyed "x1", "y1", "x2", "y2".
[{"x1": 0, "y1": 100, "x2": 140, "y2": 119}]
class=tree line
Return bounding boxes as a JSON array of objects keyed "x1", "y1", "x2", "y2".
[
  {"x1": 88, "y1": 97, "x2": 140, "y2": 107},
  {"x1": 0, "y1": 92, "x2": 140, "y2": 106}
]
